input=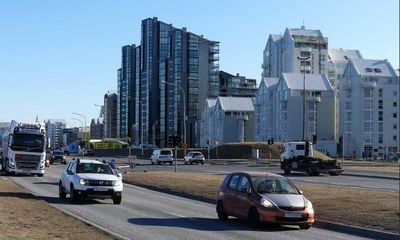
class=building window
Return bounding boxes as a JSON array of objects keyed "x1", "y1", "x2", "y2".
[
  {"x1": 394, "y1": 102, "x2": 397, "y2": 107},
  {"x1": 365, "y1": 68, "x2": 373, "y2": 72},
  {"x1": 373, "y1": 68, "x2": 382, "y2": 73},
  {"x1": 379, "y1": 100, "x2": 383, "y2": 109},
  {"x1": 379, "y1": 89, "x2": 383, "y2": 98}
]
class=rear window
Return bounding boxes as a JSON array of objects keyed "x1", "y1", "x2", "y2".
[
  {"x1": 160, "y1": 150, "x2": 172, "y2": 155},
  {"x1": 296, "y1": 144, "x2": 305, "y2": 150}
]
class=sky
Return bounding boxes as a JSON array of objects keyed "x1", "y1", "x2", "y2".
[{"x1": 1, "y1": 0, "x2": 398, "y2": 128}]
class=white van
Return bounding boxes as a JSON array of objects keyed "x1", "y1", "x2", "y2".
[{"x1": 151, "y1": 148, "x2": 174, "y2": 165}]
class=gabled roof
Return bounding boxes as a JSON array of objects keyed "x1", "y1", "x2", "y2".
[
  {"x1": 217, "y1": 97, "x2": 254, "y2": 112},
  {"x1": 281, "y1": 73, "x2": 333, "y2": 91},
  {"x1": 328, "y1": 48, "x2": 363, "y2": 62},
  {"x1": 270, "y1": 34, "x2": 283, "y2": 41},
  {"x1": 349, "y1": 59, "x2": 396, "y2": 77},
  {"x1": 288, "y1": 27, "x2": 323, "y2": 38}
]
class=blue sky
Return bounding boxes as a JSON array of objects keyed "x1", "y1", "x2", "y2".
[{"x1": 1, "y1": 0, "x2": 398, "y2": 128}]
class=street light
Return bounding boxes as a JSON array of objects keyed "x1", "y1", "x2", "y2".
[
  {"x1": 72, "y1": 112, "x2": 87, "y2": 143},
  {"x1": 123, "y1": 94, "x2": 143, "y2": 156},
  {"x1": 94, "y1": 104, "x2": 111, "y2": 139},
  {"x1": 297, "y1": 54, "x2": 311, "y2": 140},
  {"x1": 161, "y1": 80, "x2": 186, "y2": 146},
  {"x1": 71, "y1": 117, "x2": 84, "y2": 157}
]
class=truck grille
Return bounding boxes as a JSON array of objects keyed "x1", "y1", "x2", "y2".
[{"x1": 16, "y1": 155, "x2": 41, "y2": 170}]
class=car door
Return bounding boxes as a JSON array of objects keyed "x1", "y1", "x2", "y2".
[
  {"x1": 63, "y1": 161, "x2": 76, "y2": 193},
  {"x1": 234, "y1": 175, "x2": 252, "y2": 218},
  {"x1": 223, "y1": 174, "x2": 240, "y2": 215}
]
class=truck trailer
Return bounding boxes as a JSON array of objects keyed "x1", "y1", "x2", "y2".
[
  {"x1": 280, "y1": 141, "x2": 343, "y2": 176},
  {"x1": 1, "y1": 120, "x2": 48, "y2": 177}
]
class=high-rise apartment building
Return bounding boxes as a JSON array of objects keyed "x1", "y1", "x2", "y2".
[
  {"x1": 339, "y1": 59, "x2": 399, "y2": 158},
  {"x1": 262, "y1": 26, "x2": 328, "y2": 78},
  {"x1": 117, "y1": 17, "x2": 219, "y2": 147}
]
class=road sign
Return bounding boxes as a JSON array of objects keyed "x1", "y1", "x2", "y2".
[{"x1": 182, "y1": 142, "x2": 188, "y2": 149}]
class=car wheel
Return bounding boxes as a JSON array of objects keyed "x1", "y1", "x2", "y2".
[
  {"x1": 283, "y1": 161, "x2": 291, "y2": 174},
  {"x1": 70, "y1": 185, "x2": 79, "y2": 203},
  {"x1": 170, "y1": 162, "x2": 172, "y2": 165},
  {"x1": 59, "y1": 182, "x2": 66, "y2": 199},
  {"x1": 248, "y1": 207, "x2": 261, "y2": 228},
  {"x1": 63, "y1": 161, "x2": 67, "y2": 165},
  {"x1": 216, "y1": 201, "x2": 228, "y2": 220},
  {"x1": 184, "y1": 161, "x2": 187, "y2": 165},
  {"x1": 37, "y1": 174, "x2": 44, "y2": 177},
  {"x1": 157, "y1": 160, "x2": 160, "y2": 165},
  {"x1": 201, "y1": 162, "x2": 204, "y2": 165},
  {"x1": 299, "y1": 224, "x2": 311, "y2": 229},
  {"x1": 113, "y1": 194, "x2": 122, "y2": 204}
]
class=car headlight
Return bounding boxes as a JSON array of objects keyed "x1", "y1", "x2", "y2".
[
  {"x1": 260, "y1": 198, "x2": 274, "y2": 208},
  {"x1": 113, "y1": 180, "x2": 122, "y2": 186},
  {"x1": 305, "y1": 199, "x2": 313, "y2": 210},
  {"x1": 79, "y1": 178, "x2": 89, "y2": 185}
]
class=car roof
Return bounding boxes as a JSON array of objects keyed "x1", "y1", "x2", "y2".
[
  {"x1": 72, "y1": 159, "x2": 105, "y2": 164},
  {"x1": 230, "y1": 171, "x2": 284, "y2": 178}
]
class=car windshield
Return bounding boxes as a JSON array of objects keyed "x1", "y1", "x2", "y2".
[
  {"x1": 52, "y1": 151, "x2": 63, "y2": 155},
  {"x1": 251, "y1": 176, "x2": 299, "y2": 194},
  {"x1": 193, "y1": 152, "x2": 203, "y2": 156},
  {"x1": 160, "y1": 150, "x2": 171, "y2": 155},
  {"x1": 76, "y1": 163, "x2": 114, "y2": 175}
]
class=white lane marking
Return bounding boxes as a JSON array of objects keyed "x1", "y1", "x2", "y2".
[{"x1": 163, "y1": 211, "x2": 200, "y2": 221}]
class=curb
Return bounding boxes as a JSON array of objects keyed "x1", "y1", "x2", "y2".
[{"x1": 313, "y1": 220, "x2": 399, "y2": 240}]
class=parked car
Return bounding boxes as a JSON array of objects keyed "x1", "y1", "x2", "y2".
[
  {"x1": 102, "y1": 159, "x2": 123, "y2": 179},
  {"x1": 184, "y1": 151, "x2": 205, "y2": 165},
  {"x1": 59, "y1": 158, "x2": 123, "y2": 204},
  {"x1": 49, "y1": 150, "x2": 67, "y2": 165},
  {"x1": 216, "y1": 171, "x2": 314, "y2": 229},
  {"x1": 151, "y1": 148, "x2": 174, "y2": 165},
  {"x1": 387, "y1": 152, "x2": 399, "y2": 161}
]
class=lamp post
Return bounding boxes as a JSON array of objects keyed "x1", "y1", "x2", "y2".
[
  {"x1": 161, "y1": 80, "x2": 186, "y2": 147},
  {"x1": 297, "y1": 55, "x2": 311, "y2": 140},
  {"x1": 94, "y1": 104, "x2": 111, "y2": 139},
  {"x1": 71, "y1": 117, "x2": 84, "y2": 157},
  {"x1": 124, "y1": 94, "x2": 143, "y2": 156}
]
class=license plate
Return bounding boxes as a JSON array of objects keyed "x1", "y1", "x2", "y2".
[
  {"x1": 284, "y1": 213, "x2": 302, "y2": 218},
  {"x1": 94, "y1": 187, "x2": 107, "y2": 191}
]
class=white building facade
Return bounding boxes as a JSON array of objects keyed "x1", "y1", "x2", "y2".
[
  {"x1": 275, "y1": 73, "x2": 335, "y2": 145},
  {"x1": 339, "y1": 59, "x2": 399, "y2": 158},
  {"x1": 200, "y1": 97, "x2": 254, "y2": 147},
  {"x1": 254, "y1": 77, "x2": 279, "y2": 142}
]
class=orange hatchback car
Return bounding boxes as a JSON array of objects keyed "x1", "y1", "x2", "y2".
[{"x1": 216, "y1": 171, "x2": 314, "y2": 229}]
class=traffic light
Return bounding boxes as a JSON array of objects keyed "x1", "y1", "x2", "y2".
[
  {"x1": 168, "y1": 136, "x2": 173, "y2": 146},
  {"x1": 312, "y1": 134, "x2": 317, "y2": 144},
  {"x1": 339, "y1": 136, "x2": 343, "y2": 145},
  {"x1": 173, "y1": 135, "x2": 181, "y2": 146},
  {"x1": 271, "y1": 138, "x2": 274, "y2": 144}
]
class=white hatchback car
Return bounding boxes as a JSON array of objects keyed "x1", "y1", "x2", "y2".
[{"x1": 59, "y1": 158, "x2": 123, "y2": 204}]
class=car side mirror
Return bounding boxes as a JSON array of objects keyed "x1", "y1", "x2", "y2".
[{"x1": 239, "y1": 187, "x2": 251, "y2": 195}]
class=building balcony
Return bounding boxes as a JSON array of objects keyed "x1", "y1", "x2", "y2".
[
  {"x1": 308, "y1": 96, "x2": 321, "y2": 102},
  {"x1": 362, "y1": 81, "x2": 377, "y2": 88}
]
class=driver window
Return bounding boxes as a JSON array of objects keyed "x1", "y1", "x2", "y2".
[
  {"x1": 238, "y1": 176, "x2": 250, "y2": 190},
  {"x1": 228, "y1": 174, "x2": 240, "y2": 190}
]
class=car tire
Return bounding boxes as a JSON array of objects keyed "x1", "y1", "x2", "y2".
[
  {"x1": 299, "y1": 224, "x2": 311, "y2": 229},
  {"x1": 63, "y1": 161, "x2": 67, "y2": 165},
  {"x1": 59, "y1": 182, "x2": 66, "y2": 199},
  {"x1": 184, "y1": 162, "x2": 187, "y2": 165},
  {"x1": 113, "y1": 194, "x2": 122, "y2": 204},
  {"x1": 70, "y1": 185, "x2": 79, "y2": 203},
  {"x1": 37, "y1": 174, "x2": 44, "y2": 177},
  {"x1": 283, "y1": 161, "x2": 291, "y2": 174},
  {"x1": 248, "y1": 207, "x2": 261, "y2": 228},
  {"x1": 170, "y1": 162, "x2": 172, "y2": 165},
  {"x1": 216, "y1": 201, "x2": 228, "y2": 220},
  {"x1": 201, "y1": 162, "x2": 204, "y2": 165}
]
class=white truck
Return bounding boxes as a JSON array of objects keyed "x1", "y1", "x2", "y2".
[
  {"x1": 280, "y1": 141, "x2": 343, "y2": 176},
  {"x1": 1, "y1": 120, "x2": 48, "y2": 177}
]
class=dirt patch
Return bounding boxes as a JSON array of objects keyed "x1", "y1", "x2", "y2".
[
  {"x1": 0, "y1": 178, "x2": 117, "y2": 240},
  {"x1": 122, "y1": 171, "x2": 399, "y2": 234}
]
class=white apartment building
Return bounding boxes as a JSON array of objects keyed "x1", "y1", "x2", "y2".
[
  {"x1": 339, "y1": 59, "x2": 399, "y2": 158},
  {"x1": 45, "y1": 119, "x2": 66, "y2": 150},
  {"x1": 199, "y1": 99, "x2": 217, "y2": 147},
  {"x1": 200, "y1": 97, "x2": 254, "y2": 147},
  {"x1": 275, "y1": 73, "x2": 335, "y2": 144},
  {"x1": 262, "y1": 26, "x2": 328, "y2": 78},
  {"x1": 254, "y1": 77, "x2": 279, "y2": 142}
]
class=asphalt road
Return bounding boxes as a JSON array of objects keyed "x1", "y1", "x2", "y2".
[
  {"x1": 4, "y1": 164, "x2": 393, "y2": 240},
  {"x1": 117, "y1": 158, "x2": 399, "y2": 192}
]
